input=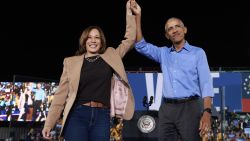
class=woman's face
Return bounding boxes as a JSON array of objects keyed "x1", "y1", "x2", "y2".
[{"x1": 86, "y1": 28, "x2": 101, "y2": 55}]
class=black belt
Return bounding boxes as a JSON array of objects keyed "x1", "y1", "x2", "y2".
[{"x1": 163, "y1": 95, "x2": 200, "y2": 104}]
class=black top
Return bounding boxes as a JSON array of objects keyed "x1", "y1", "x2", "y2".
[{"x1": 75, "y1": 55, "x2": 113, "y2": 107}]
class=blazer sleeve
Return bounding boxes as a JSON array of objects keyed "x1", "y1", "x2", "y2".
[
  {"x1": 44, "y1": 58, "x2": 69, "y2": 129},
  {"x1": 115, "y1": 14, "x2": 136, "y2": 58}
]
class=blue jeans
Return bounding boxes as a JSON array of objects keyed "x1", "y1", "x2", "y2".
[{"x1": 63, "y1": 105, "x2": 110, "y2": 141}]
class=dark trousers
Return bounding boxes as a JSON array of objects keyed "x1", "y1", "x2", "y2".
[
  {"x1": 63, "y1": 105, "x2": 110, "y2": 141},
  {"x1": 33, "y1": 100, "x2": 42, "y2": 119},
  {"x1": 158, "y1": 99, "x2": 202, "y2": 141}
]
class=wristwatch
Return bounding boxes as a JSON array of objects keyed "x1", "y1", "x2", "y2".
[{"x1": 203, "y1": 108, "x2": 212, "y2": 114}]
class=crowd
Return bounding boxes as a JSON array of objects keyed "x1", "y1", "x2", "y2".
[{"x1": 0, "y1": 82, "x2": 58, "y2": 122}]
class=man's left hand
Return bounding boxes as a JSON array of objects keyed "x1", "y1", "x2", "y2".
[{"x1": 199, "y1": 111, "x2": 211, "y2": 137}]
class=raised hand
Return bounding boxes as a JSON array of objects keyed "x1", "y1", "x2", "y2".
[
  {"x1": 126, "y1": 0, "x2": 133, "y2": 15},
  {"x1": 130, "y1": 0, "x2": 141, "y2": 16}
]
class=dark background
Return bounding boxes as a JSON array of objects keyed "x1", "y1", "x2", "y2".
[{"x1": 1, "y1": 0, "x2": 249, "y2": 81}]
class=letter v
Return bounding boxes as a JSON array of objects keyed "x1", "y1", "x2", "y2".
[{"x1": 145, "y1": 73, "x2": 163, "y2": 111}]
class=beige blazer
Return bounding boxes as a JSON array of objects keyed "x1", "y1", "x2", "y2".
[{"x1": 44, "y1": 15, "x2": 136, "y2": 135}]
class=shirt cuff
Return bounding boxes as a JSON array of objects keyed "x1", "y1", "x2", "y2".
[{"x1": 135, "y1": 38, "x2": 146, "y2": 48}]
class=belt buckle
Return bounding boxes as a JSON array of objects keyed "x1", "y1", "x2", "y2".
[
  {"x1": 174, "y1": 98, "x2": 186, "y2": 104},
  {"x1": 91, "y1": 101, "x2": 99, "y2": 107},
  {"x1": 165, "y1": 98, "x2": 178, "y2": 104},
  {"x1": 165, "y1": 97, "x2": 188, "y2": 104},
  {"x1": 165, "y1": 96, "x2": 199, "y2": 104}
]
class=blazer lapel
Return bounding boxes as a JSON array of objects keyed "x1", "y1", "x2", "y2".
[
  {"x1": 100, "y1": 48, "x2": 129, "y2": 85},
  {"x1": 69, "y1": 54, "x2": 84, "y2": 93}
]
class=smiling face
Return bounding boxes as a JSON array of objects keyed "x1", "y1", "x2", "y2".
[
  {"x1": 165, "y1": 18, "x2": 187, "y2": 45},
  {"x1": 85, "y1": 28, "x2": 101, "y2": 56},
  {"x1": 77, "y1": 26, "x2": 106, "y2": 56}
]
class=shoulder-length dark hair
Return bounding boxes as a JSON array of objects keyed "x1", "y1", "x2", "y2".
[{"x1": 75, "y1": 26, "x2": 107, "y2": 55}]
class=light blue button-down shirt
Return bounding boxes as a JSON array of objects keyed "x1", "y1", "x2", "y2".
[
  {"x1": 135, "y1": 38, "x2": 214, "y2": 99},
  {"x1": 33, "y1": 88, "x2": 46, "y2": 101}
]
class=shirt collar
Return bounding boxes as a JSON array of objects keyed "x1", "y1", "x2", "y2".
[{"x1": 170, "y1": 41, "x2": 191, "y2": 52}]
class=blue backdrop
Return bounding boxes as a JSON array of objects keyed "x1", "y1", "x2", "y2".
[{"x1": 127, "y1": 71, "x2": 247, "y2": 112}]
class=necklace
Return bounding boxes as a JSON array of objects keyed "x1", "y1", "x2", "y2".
[{"x1": 85, "y1": 55, "x2": 100, "y2": 62}]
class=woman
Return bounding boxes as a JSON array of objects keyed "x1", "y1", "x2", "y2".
[
  {"x1": 42, "y1": 0, "x2": 136, "y2": 140},
  {"x1": 18, "y1": 82, "x2": 34, "y2": 121}
]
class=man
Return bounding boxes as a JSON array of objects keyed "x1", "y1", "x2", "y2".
[
  {"x1": 130, "y1": 1, "x2": 214, "y2": 141},
  {"x1": 32, "y1": 83, "x2": 46, "y2": 120}
]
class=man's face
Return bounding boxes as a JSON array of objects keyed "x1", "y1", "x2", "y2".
[
  {"x1": 165, "y1": 19, "x2": 187, "y2": 44},
  {"x1": 37, "y1": 83, "x2": 41, "y2": 89}
]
